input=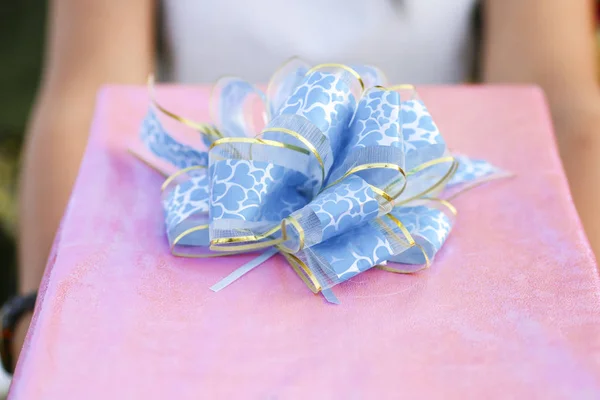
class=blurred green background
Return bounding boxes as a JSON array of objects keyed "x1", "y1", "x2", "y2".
[{"x1": 0, "y1": 1, "x2": 46, "y2": 304}]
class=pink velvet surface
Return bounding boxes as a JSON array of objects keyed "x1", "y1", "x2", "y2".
[{"x1": 9, "y1": 86, "x2": 600, "y2": 399}]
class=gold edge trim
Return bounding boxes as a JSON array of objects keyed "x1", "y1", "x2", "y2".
[
  {"x1": 279, "y1": 216, "x2": 305, "y2": 253},
  {"x1": 280, "y1": 251, "x2": 321, "y2": 294},
  {"x1": 210, "y1": 238, "x2": 283, "y2": 252},
  {"x1": 262, "y1": 127, "x2": 326, "y2": 184},
  {"x1": 161, "y1": 165, "x2": 207, "y2": 192},
  {"x1": 369, "y1": 185, "x2": 395, "y2": 203},
  {"x1": 324, "y1": 162, "x2": 405, "y2": 190},
  {"x1": 127, "y1": 148, "x2": 169, "y2": 178},
  {"x1": 305, "y1": 63, "x2": 365, "y2": 92},
  {"x1": 323, "y1": 163, "x2": 407, "y2": 200},
  {"x1": 374, "y1": 214, "x2": 431, "y2": 273},
  {"x1": 209, "y1": 224, "x2": 284, "y2": 252},
  {"x1": 375, "y1": 220, "x2": 412, "y2": 252},
  {"x1": 209, "y1": 137, "x2": 310, "y2": 155},
  {"x1": 423, "y1": 197, "x2": 458, "y2": 216},
  {"x1": 376, "y1": 257, "x2": 429, "y2": 274},
  {"x1": 386, "y1": 84, "x2": 417, "y2": 92},
  {"x1": 379, "y1": 176, "x2": 410, "y2": 203},
  {"x1": 171, "y1": 224, "x2": 209, "y2": 248},
  {"x1": 406, "y1": 156, "x2": 455, "y2": 176},
  {"x1": 147, "y1": 75, "x2": 222, "y2": 139},
  {"x1": 396, "y1": 159, "x2": 459, "y2": 207},
  {"x1": 171, "y1": 250, "x2": 236, "y2": 259},
  {"x1": 376, "y1": 217, "x2": 432, "y2": 272},
  {"x1": 383, "y1": 214, "x2": 415, "y2": 246}
]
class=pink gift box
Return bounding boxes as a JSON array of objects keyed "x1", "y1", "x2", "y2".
[{"x1": 9, "y1": 85, "x2": 600, "y2": 399}]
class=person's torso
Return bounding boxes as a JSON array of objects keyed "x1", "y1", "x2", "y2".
[{"x1": 162, "y1": 0, "x2": 478, "y2": 84}]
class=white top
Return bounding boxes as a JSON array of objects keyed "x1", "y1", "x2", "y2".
[{"x1": 162, "y1": 0, "x2": 478, "y2": 84}]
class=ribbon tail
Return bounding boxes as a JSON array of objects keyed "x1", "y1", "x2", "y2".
[
  {"x1": 444, "y1": 154, "x2": 510, "y2": 199},
  {"x1": 210, "y1": 248, "x2": 279, "y2": 292},
  {"x1": 321, "y1": 288, "x2": 340, "y2": 305}
]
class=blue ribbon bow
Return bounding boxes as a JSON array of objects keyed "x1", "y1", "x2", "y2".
[{"x1": 137, "y1": 58, "x2": 509, "y2": 303}]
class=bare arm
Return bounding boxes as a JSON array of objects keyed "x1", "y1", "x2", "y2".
[
  {"x1": 484, "y1": 0, "x2": 600, "y2": 256},
  {"x1": 15, "y1": 0, "x2": 154, "y2": 360}
]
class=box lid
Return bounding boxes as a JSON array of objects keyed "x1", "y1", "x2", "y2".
[{"x1": 10, "y1": 85, "x2": 600, "y2": 399}]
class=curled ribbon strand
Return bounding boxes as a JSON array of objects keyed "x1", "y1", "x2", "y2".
[{"x1": 134, "y1": 59, "x2": 508, "y2": 303}]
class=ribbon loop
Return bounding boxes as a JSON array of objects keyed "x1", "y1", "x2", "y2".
[
  {"x1": 210, "y1": 77, "x2": 267, "y2": 138},
  {"x1": 266, "y1": 57, "x2": 312, "y2": 118}
]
